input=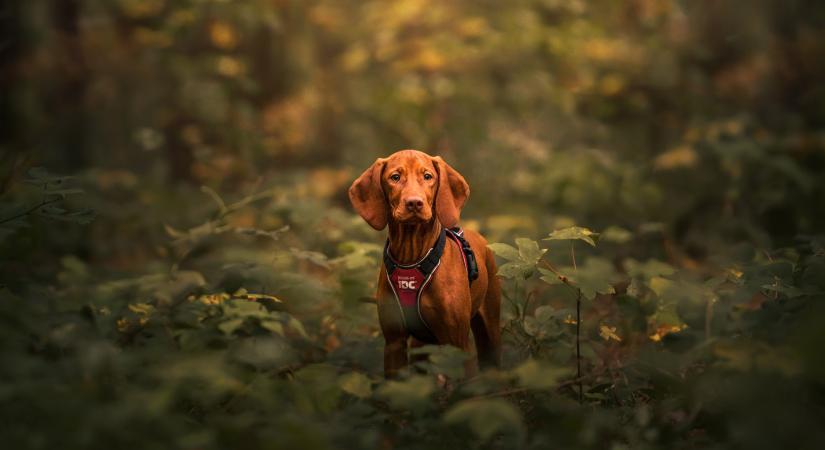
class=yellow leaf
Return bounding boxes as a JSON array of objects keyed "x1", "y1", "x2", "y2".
[
  {"x1": 457, "y1": 17, "x2": 489, "y2": 38},
  {"x1": 648, "y1": 276, "x2": 672, "y2": 297},
  {"x1": 116, "y1": 318, "x2": 129, "y2": 332},
  {"x1": 210, "y1": 21, "x2": 238, "y2": 49},
  {"x1": 341, "y1": 46, "x2": 369, "y2": 72},
  {"x1": 216, "y1": 56, "x2": 245, "y2": 77},
  {"x1": 654, "y1": 145, "x2": 698, "y2": 170},
  {"x1": 599, "y1": 74, "x2": 625, "y2": 96},
  {"x1": 120, "y1": 0, "x2": 165, "y2": 19},
  {"x1": 599, "y1": 325, "x2": 622, "y2": 341},
  {"x1": 649, "y1": 324, "x2": 687, "y2": 342}
]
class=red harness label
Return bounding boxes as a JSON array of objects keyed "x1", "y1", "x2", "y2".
[{"x1": 389, "y1": 268, "x2": 426, "y2": 307}]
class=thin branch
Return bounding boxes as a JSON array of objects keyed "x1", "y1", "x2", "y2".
[
  {"x1": 538, "y1": 259, "x2": 577, "y2": 291},
  {"x1": 576, "y1": 289, "x2": 583, "y2": 404},
  {"x1": 0, "y1": 197, "x2": 61, "y2": 226},
  {"x1": 539, "y1": 248, "x2": 584, "y2": 404},
  {"x1": 571, "y1": 241, "x2": 577, "y2": 272},
  {"x1": 571, "y1": 241, "x2": 582, "y2": 404}
]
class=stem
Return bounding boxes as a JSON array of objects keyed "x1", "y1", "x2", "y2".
[
  {"x1": 571, "y1": 241, "x2": 577, "y2": 272},
  {"x1": 538, "y1": 259, "x2": 576, "y2": 291},
  {"x1": 538, "y1": 244, "x2": 583, "y2": 403},
  {"x1": 571, "y1": 241, "x2": 582, "y2": 404},
  {"x1": 0, "y1": 197, "x2": 61, "y2": 225},
  {"x1": 704, "y1": 296, "x2": 714, "y2": 341},
  {"x1": 576, "y1": 289, "x2": 582, "y2": 404}
]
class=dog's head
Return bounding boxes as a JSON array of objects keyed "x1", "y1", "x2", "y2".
[{"x1": 349, "y1": 149, "x2": 469, "y2": 230}]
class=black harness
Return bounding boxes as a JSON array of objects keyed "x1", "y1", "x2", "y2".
[{"x1": 383, "y1": 226, "x2": 479, "y2": 343}]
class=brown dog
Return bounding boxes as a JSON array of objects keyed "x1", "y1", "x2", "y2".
[{"x1": 349, "y1": 149, "x2": 501, "y2": 377}]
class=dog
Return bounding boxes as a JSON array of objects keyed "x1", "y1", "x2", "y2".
[{"x1": 348, "y1": 149, "x2": 501, "y2": 377}]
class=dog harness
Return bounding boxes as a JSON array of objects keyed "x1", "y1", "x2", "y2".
[{"x1": 383, "y1": 227, "x2": 479, "y2": 344}]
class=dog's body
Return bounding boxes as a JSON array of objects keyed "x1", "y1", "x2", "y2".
[{"x1": 349, "y1": 150, "x2": 501, "y2": 377}]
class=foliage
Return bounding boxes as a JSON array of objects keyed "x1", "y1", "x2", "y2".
[
  {"x1": 1, "y1": 175, "x2": 823, "y2": 449},
  {"x1": 2, "y1": 0, "x2": 825, "y2": 449}
]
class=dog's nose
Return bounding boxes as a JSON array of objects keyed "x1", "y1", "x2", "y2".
[{"x1": 405, "y1": 197, "x2": 424, "y2": 212}]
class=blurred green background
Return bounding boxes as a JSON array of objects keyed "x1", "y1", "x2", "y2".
[{"x1": 1, "y1": 1, "x2": 824, "y2": 449}]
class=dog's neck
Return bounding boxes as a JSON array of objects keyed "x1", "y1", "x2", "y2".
[{"x1": 387, "y1": 218, "x2": 441, "y2": 265}]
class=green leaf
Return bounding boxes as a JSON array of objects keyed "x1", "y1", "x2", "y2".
[
  {"x1": 512, "y1": 359, "x2": 572, "y2": 390},
  {"x1": 338, "y1": 372, "x2": 372, "y2": 398},
  {"x1": 497, "y1": 261, "x2": 534, "y2": 280},
  {"x1": 522, "y1": 306, "x2": 566, "y2": 338},
  {"x1": 626, "y1": 258, "x2": 675, "y2": 280},
  {"x1": 443, "y1": 398, "x2": 524, "y2": 442},
  {"x1": 232, "y1": 337, "x2": 295, "y2": 371},
  {"x1": 218, "y1": 318, "x2": 244, "y2": 335},
  {"x1": 376, "y1": 375, "x2": 435, "y2": 412},
  {"x1": 515, "y1": 238, "x2": 547, "y2": 263},
  {"x1": 488, "y1": 243, "x2": 521, "y2": 262},
  {"x1": 535, "y1": 305, "x2": 571, "y2": 321},
  {"x1": 291, "y1": 364, "x2": 343, "y2": 414},
  {"x1": 601, "y1": 226, "x2": 633, "y2": 243},
  {"x1": 537, "y1": 267, "x2": 563, "y2": 285},
  {"x1": 222, "y1": 299, "x2": 269, "y2": 319},
  {"x1": 544, "y1": 226, "x2": 600, "y2": 247},
  {"x1": 410, "y1": 345, "x2": 468, "y2": 378},
  {"x1": 558, "y1": 257, "x2": 618, "y2": 299},
  {"x1": 286, "y1": 316, "x2": 309, "y2": 338},
  {"x1": 24, "y1": 167, "x2": 75, "y2": 185},
  {"x1": 260, "y1": 320, "x2": 284, "y2": 336},
  {"x1": 523, "y1": 316, "x2": 540, "y2": 337},
  {"x1": 291, "y1": 248, "x2": 331, "y2": 269}
]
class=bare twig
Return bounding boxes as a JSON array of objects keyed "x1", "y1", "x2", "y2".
[
  {"x1": 538, "y1": 259, "x2": 575, "y2": 290},
  {"x1": 0, "y1": 197, "x2": 61, "y2": 226},
  {"x1": 571, "y1": 241, "x2": 577, "y2": 272},
  {"x1": 537, "y1": 250, "x2": 584, "y2": 404},
  {"x1": 571, "y1": 241, "x2": 582, "y2": 405},
  {"x1": 575, "y1": 289, "x2": 582, "y2": 404}
]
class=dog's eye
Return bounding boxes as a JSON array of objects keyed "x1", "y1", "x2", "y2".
[
  {"x1": 423, "y1": 173, "x2": 433, "y2": 181},
  {"x1": 390, "y1": 173, "x2": 401, "y2": 182}
]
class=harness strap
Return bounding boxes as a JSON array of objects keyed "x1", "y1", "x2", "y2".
[
  {"x1": 446, "y1": 227, "x2": 479, "y2": 282},
  {"x1": 383, "y1": 229, "x2": 445, "y2": 344},
  {"x1": 383, "y1": 226, "x2": 478, "y2": 344},
  {"x1": 383, "y1": 228, "x2": 446, "y2": 277}
]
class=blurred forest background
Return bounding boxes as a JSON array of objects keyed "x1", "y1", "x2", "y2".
[{"x1": 1, "y1": 0, "x2": 824, "y2": 449}]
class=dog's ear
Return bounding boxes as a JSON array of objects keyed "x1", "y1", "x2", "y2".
[
  {"x1": 432, "y1": 156, "x2": 469, "y2": 228},
  {"x1": 349, "y1": 158, "x2": 389, "y2": 230}
]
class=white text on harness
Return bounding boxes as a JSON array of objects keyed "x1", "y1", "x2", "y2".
[{"x1": 397, "y1": 277, "x2": 417, "y2": 290}]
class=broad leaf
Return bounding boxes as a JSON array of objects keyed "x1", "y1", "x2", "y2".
[
  {"x1": 515, "y1": 238, "x2": 547, "y2": 263},
  {"x1": 512, "y1": 359, "x2": 572, "y2": 390},
  {"x1": 338, "y1": 372, "x2": 372, "y2": 398},
  {"x1": 497, "y1": 261, "x2": 534, "y2": 280},
  {"x1": 626, "y1": 258, "x2": 675, "y2": 280},
  {"x1": 444, "y1": 398, "x2": 524, "y2": 442},
  {"x1": 488, "y1": 243, "x2": 521, "y2": 262},
  {"x1": 556, "y1": 257, "x2": 619, "y2": 299},
  {"x1": 601, "y1": 226, "x2": 633, "y2": 243},
  {"x1": 376, "y1": 375, "x2": 435, "y2": 412},
  {"x1": 544, "y1": 226, "x2": 600, "y2": 247}
]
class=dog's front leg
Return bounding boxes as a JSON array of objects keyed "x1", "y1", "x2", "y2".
[
  {"x1": 377, "y1": 282, "x2": 410, "y2": 378},
  {"x1": 383, "y1": 336, "x2": 408, "y2": 378}
]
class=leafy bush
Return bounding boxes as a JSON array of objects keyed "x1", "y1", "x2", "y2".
[
  {"x1": 3, "y1": 0, "x2": 825, "y2": 448},
  {"x1": 2, "y1": 179, "x2": 823, "y2": 449}
]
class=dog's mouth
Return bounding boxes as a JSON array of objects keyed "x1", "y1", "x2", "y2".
[{"x1": 392, "y1": 208, "x2": 432, "y2": 224}]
